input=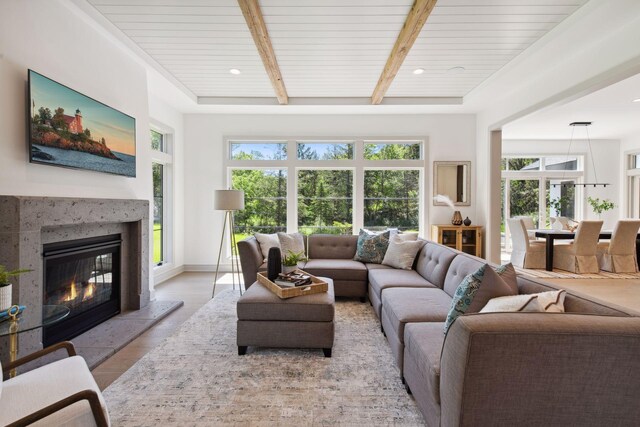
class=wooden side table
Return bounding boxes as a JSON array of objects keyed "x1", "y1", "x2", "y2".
[{"x1": 431, "y1": 224, "x2": 483, "y2": 257}]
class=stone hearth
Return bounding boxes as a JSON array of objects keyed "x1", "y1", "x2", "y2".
[{"x1": 0, "y1": 196, "x2": 149, "y2": 361}]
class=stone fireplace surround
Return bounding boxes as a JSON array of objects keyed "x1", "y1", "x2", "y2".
[{"x1": 0, "y1": 196, "x2": 150, "y2": 360}]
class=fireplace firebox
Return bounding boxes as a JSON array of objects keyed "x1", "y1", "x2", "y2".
[{"x1": 42, "y1": 235, "x2": 121, "y2": 346}]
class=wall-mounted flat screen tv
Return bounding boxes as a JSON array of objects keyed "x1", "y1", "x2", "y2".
[{"x1": 28, "y1": 70, "x2": 136, "y2": 177}]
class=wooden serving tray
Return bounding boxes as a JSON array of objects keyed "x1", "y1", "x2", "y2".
[{"x1": 257, "y1": 269, "x2": 328, "y2": 299}]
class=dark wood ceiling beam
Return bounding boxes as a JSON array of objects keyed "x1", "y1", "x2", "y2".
[
  {"x1": 371, "y1": 0, "x2": 438, "y2": 105},
  {"x1": 238, "y1": 0, "x2": 288, "y2": 104}
]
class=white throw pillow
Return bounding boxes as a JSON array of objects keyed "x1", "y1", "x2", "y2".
[
  {"x1": 382, "y1": 239, "x2": 424, "y2": 270},
  {"x1": 480, "y1": 294, "x2": 543, "y2": 313},
  {"x1": 277, "y1": 232, "x2": 305, "y2": 258},
  {"x1": 532, "y1": 290, "x2": 566, "y2": 312},
  {"x1": 393, "y1": 233, "x2": 418, "y2": 242},
  {"x1": 255, "y1": 233, "x2": 280, "y2": 262}
]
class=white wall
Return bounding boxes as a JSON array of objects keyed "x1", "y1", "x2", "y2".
[
  {"x1": 503, "y1": 139, "x2": 621, "y2": 228},
  {"x1": 0, "y1": 0, "x2": 185, "y2": 289},
  {"x1": 183, "y1": 114, "x2": 476, "y2": 267}
]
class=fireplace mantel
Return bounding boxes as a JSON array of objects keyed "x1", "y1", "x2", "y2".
[{"x1": 0, "y1": 196, "x2": 150, "y2": 359}]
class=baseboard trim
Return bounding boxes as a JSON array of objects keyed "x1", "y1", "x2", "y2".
[
  {"x1": 183, "y1": 264, "x2": 234, "y2": 272},
  {"x1": 155, "y1": 264, "x2": 186, "y2": 284}
]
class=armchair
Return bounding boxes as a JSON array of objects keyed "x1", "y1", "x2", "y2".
[{"x1": 0, "y1": 341, "x2": 110, "y2": 427}]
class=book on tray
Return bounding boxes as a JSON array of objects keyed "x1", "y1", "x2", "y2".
[{"x1": 274, "y1": 271, "x2": 312, "y2": 288}]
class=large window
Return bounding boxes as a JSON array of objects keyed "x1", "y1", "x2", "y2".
[
  {"x1": 231, "y1": 169, "x2": 287, "y2": 240},
  {"x1": 297, "y1": 169, "x2": 353, "y2": 235},
  {"x1": 364, "y1": 169, "x2": 420, "y2": 231},
  {"x1": 501, "y1": 155, "x2": 583, "y2": 250},
  {"x1": 225, "y1": 138, "x2": 425, "y2": 238},
  {"x1": 150, "y1": 127, "x2": 172, "y2": 267}
]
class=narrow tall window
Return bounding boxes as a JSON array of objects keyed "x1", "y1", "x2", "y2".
[
  {"x1": 152, "y1": 162, "x2": 163, "y2": 265},
  {"x1": 364, "y1": 170, "x2": 420, "y2": 231},
  {"x1": 150, "y1": 127, "x2": 172, "y2": 268}
]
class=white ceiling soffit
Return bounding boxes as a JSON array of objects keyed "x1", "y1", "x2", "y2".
[
  {"x1": 85, "y1": 0, "x2": 588, "y2": 105},
  {"x1": 504, "y1": 72, "x2": 640, "y2": 140}
]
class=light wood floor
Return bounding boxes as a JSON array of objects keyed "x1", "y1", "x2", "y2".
[
  {"x1": 91, "y1": 272, "x2": 238, "y2": 390},
  {"x1": 543, "y1": 278, "x2": 640, "y2": 313}
]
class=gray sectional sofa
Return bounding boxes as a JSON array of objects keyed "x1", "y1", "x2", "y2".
[{"x1": 238, "y1": 234, "x2": 640, "y2": 426}]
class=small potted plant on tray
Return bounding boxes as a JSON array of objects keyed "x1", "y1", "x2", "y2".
[
  {"x1": 0, "y1": 265, "x2": 31, "y2": 311},
  {"x1": 282, "y1": 250, "x2": 307, "y2": 274}
]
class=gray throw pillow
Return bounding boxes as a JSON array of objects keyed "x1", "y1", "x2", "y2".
[
  {"x1": 277, "y1": 232, "x2": 305, "y2": 258},
  {"x1": 353, "y1": 229, "x2": 391, "y2": 264},
  {"x1": 255, "y1": 233, "x2": 280, "y2": 262}
]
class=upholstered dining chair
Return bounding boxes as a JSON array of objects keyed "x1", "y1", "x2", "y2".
[
  {"x1": 550, "y1": 216, "x2": 572, "y2": 230},
  {"x1": 553, "y1": 220, "x2": 603, "y2": 273},
  {"x1": 597, "y1": 220, "x2": 640, "y2": 273},
  {"x1": 513, "y1": 215, "x2": 537, "y2": 239},
  {"x1": 507, "y1": 218, "x2": 546, "y2": 269},
  {"x1": 0, "y1": 341, "x2": 110, "y2": 427}
]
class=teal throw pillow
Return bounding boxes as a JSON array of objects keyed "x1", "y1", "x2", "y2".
[
  {"x1": 443, "y1": 263, "x2": 516, "y2": 334},
  {"x1": 353, "y1": 229, "x2": 391, "y2": 264}
]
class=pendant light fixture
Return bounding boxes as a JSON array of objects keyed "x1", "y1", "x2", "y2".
[{"x1": 552, "y1": 121, "x2": 609, "y2": 188}]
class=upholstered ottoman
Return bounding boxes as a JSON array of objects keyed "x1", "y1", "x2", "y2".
[{"x1": 236, "y1": 278, "x2": 335, "y2": 357}]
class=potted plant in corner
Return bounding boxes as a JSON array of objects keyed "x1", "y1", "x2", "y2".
[
  {"x1": 587, "y1": 197, "x2": 615, "y2": 219},
  {"x1": 282, "y1": 250, "x2": 307, "y2": 274},
  {"x1": 0, "y1": 265, "x2": 31, "y2": 311}
]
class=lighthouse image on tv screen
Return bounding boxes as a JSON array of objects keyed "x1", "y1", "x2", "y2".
[{"x1": 28, "y1": 70, "x2": 136, "y2": 177}]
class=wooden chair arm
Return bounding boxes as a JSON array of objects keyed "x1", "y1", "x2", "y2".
[
  {"x1": 2, "y1": 341, "x2": 76, "y2": 379},
  {"x1": 5, "y1": 389, "x2": 109, "y2": 427}
]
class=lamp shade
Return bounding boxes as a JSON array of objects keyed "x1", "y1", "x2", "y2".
[{"x1": 214, "y1": 189, "x2": 244, "y2": 211}]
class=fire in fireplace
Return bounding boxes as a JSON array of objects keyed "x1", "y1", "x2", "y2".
[{"x1": 42, "y1": 234, "x2": 121, "y2": 346}]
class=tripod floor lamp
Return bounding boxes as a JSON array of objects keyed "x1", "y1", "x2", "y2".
[{"x1": 212, "y1": 189, "x2": 244, "y2": 298}]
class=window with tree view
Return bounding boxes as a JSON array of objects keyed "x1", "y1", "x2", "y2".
[
  {"x1": 298, "y1": 169, "x2": 353, "y2": 235},
  {"x1": 365, "y1": 170, "x2": 419, "y2": 231},
  {"x1": 231, "y1": 169, "x2": 287, "y2": 242},
  {"x1": 152, "y1": 162, "x2": 163, "y2": 265}
]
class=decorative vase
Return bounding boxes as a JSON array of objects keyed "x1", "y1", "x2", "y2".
[
  {"x1": 267, "y1": 247, "x2": 282, "y2": 281},
  {"x1": 463, "y1": 217, "x2": 472, "y2": 226},
  {"x1": 0, "y1": 284, "x2": 12, "y2": 311},
  {"x1": 451, "y1": 211, "x2": 463, "y2": 225}
]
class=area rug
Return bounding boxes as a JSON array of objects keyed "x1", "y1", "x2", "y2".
[
  {"x1": 515, "y1": 267, "x2": 640, "y2": 279},
  {"x1": 103, "y1": 289, "x2": 425, "y2": 426}
]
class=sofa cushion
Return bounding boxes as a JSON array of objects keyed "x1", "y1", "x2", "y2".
[
  {"x1": 365, "y1": 263, "x2": 394, "y2": 271},
  {"x1": 382, "y1": 238, "x2": 426, "y2": 270},
  {"x1": 353, "y1": 229, "x2": 391, "y2": 264},
  {"x1": 303, "y1": 259, "x2": 367, "y2": 282},
  {"x1": 368, "y1": 269, "x2": 435, "y2": 302},
  {"x1": 382, "y1": 288, "x2": 451, "y2": 345},
  {"x1": 415, "y1": 242, "x2": 457, "y2": 288},
  {"x1": 404, "y1": 322, "x2": 445, "y2": 405},
  {"x1": 443, "y1": 255, "x2": 486, "y2": 297},
  {"x1": 307, "y1": 234, "x2": 358, "y2": 259}
]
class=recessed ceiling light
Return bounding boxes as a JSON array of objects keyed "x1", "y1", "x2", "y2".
[
  {"x1": 229, "y1": 68, "x2": 241, "y2": 75},
  {"x1": 633, "y1": 98, "x2": 640, "y2": 103},
  {"x1": 413, "y1": 68, "x2": 425, "y2": 75},
  {"x1": 447, "y1": 66, "x2": 466, "y2": 74}
]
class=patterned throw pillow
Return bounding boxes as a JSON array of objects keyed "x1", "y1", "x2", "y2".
[
  {"x1": 353, "y1": 229, "x2": 391, "y2": 264},
  {"x1": 444, "y1": 263, "x2": 517, "y2": 334}
]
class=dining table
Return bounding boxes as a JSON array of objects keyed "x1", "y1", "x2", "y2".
[{"x1": 534, "y1": 229, "x2": 640, "y2": 271}]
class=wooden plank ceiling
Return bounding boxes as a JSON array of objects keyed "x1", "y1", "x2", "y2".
[{"x1": 87, "y1": 0, "x2": 588, "y2": 102}]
